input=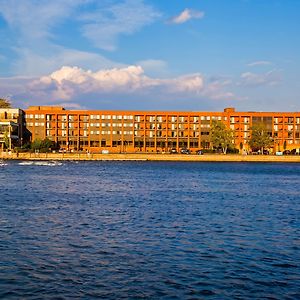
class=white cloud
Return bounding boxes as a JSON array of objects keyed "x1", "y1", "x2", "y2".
[
  {"x1": 0, "y1": 0, "x2": 84, "y2": 41},
  {"x1": 80, "y1": 0, "x2": 161, "y2": 51},
  {"x1": 169, "y1": 8, "x2": 204, "y2": 24},
  {"x1": 0, "y1": 65, "x2": 237, "y2": 109},
  {"x1": 247, "y1": 61, "x2": 272, "y2": 67},
  {"x1": 28, "y1": 65, "x2": 205, "y2": 100},
  {"x1": 0, "y1": 0, "x2": 160, "y2": 76},
  {"x1": 240, "y1": 70, "x2": 281, "y2": 87},
  {"x1": 203, "y1": 77, "x2": 234, "y2": 100},
  {"x1": 136, "y1": 59, "x2": 168, "y2": 76},
  {"x1": 0, "y1": 0, "x2": 159, "y2": 49},
  {"x1": 11, "y1": 46, "x2": 125, "y2": 76},
  {"x1": 55, "y1": 102, "x2": 86, "y2": 110}
]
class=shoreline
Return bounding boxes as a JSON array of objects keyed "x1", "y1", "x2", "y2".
[{"x1": 2, "y1": 152, "x2": 300, "y2": 162}]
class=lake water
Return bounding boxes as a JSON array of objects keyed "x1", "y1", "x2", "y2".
[{"x1": 0, "y1": 161, "x2": 299, "y2": 299}]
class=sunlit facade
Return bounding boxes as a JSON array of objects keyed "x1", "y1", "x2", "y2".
[
  {"x1": 23, "y1": 106, "x2": 300, "y2": 153},
  {"x1": 0, "y1": 108, "x2": 24, "y2": 150}
]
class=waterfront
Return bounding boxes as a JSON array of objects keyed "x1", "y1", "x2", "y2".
[
  {"x1": 0, "y1": 161, "x2": 299, "y2": 299},
  {"x1": 3, "y1": 152, "x2": 300, "y2": 163}
]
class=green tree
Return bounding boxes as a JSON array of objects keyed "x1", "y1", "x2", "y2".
[
  {"x1": 3, "y1": 130, "x2": 10, "y2": 149},
  {"x1": 249, "y1": 123, "x2": 273, "y2": 154},
  {"x1": 0, "y1": 98, "x2": 12, "y2": 108},
  {"x1": 31, "y1": 138, "x2": 55, "y2": 152},
  {"x1": 31, "y1": 139, "x2": 43, "y2": 151},
  {"x1": 210, "y1": 120, "x2": 234, "y2": 154},
  {"x1": 41, "y1": 138, "x2": 54, "y2": 152}
]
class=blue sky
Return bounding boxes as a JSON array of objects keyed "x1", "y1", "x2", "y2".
[{"x1": 0, "y1": 0, "x2": 299, "y2": 111}]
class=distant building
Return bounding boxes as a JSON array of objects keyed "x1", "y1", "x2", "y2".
[
  {"x1": 23, "y1": 106, "x2": 300, "y2": 153},
  {"x1": 0, "y1": 108, "x2": 24, "y2": 150}
]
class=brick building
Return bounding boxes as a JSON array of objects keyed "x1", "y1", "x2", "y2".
[{"x1": 23, "y1": 106, "x2": 300, "y2": 153}]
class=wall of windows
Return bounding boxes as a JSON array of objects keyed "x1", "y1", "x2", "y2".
[{"x1": 22, "y1": 106, "x2": 300, "y2": 153}]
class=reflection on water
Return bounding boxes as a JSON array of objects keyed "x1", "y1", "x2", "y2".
[{"x1": 0, "y1": 161, "x2": 299, "y2": 299}]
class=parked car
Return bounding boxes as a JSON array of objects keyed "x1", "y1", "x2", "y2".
[
  {"x1": 251, "y1": 149, "x2": 269, "y2": 155},
  {"x1": 170, "y1": 148, "x2": 178, "y2": 154},
  {"x1": 291, "y1": 149, "x2": 300, "y2": 155},
  {"x1": 180, "y1": 148, "x2": 191, "y2": 154},
  {"x1": 251, "y1": 151, "x2": 260, "y2": 155}
]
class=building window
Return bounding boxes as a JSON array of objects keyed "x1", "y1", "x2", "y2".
[{"x1": 35, "y1": 114, "x2": 45, "y2": 119}]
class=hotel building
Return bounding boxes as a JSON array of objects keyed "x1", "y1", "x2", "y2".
[{"x1": 23, "y1": 106, "x2": 300, "y2": 153}]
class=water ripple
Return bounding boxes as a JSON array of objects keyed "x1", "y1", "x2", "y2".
[{"x1": 0, "y1": 161, "x2": 299, "y2": 299}]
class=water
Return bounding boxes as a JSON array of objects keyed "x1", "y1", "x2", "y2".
[{"x1": 0, "y1": 161, "x2": 299, "y2": 299}]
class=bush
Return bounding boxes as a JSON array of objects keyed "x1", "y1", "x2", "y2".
[
  {"x1": 227, "y1": 148, "x2": 239, "y2": 154},
  {"x1": 30, "y1": 138, "x2": 56, "y2": 153},
  {"x1": 202, "y1": 149, "x2": 216, "y2": 154}
]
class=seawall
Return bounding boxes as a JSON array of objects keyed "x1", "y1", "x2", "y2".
[{"x1": 2, "y1": 152, "x2": 300, "y2": 162}]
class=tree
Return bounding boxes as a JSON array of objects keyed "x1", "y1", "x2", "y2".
[
  {"x1": 0, "y1": 98, "x2": 12, "y2": 108},
  {"x1": 249, "y1": 123, "x2": 273, "y2": 154},
  {"x1": 239, "y1": 142, "x2": 243, "y2": 154},
  {"x1": 3, "y1": 130, "x2": 10, "y2": 149},
  {"x1": 210, "y1": 120, "x2": 234, "y2": 154},
  {"x1": 31, "y1": 138, "x2": 55, "y2": 152},
  {"x1": 41, "y1": 138, "x2": 54, "y2": 151},
  {"x1": 31, "y1": 139, "x2": 43, "y2": 151}
]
